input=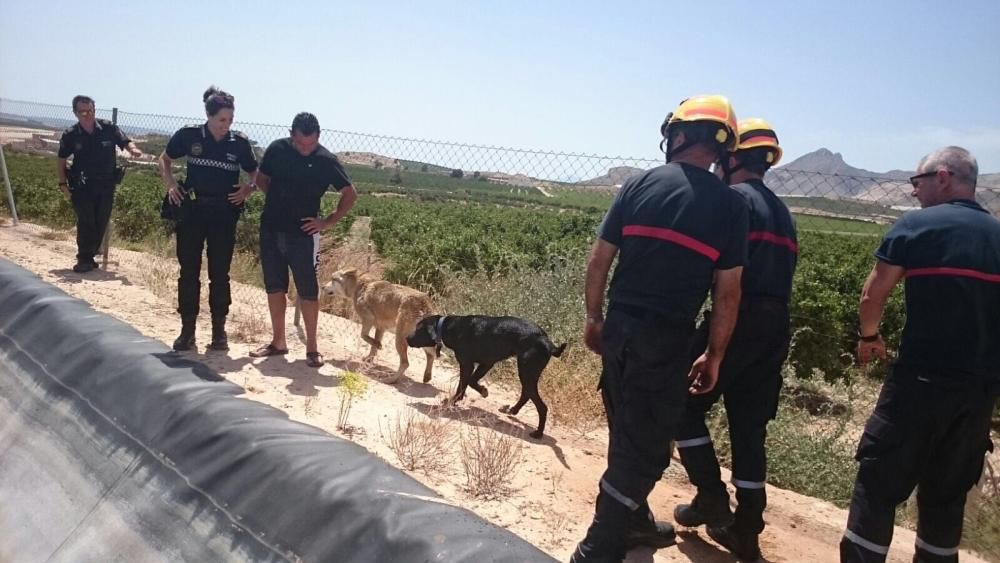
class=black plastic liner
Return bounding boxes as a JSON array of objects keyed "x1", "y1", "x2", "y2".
[{"x1": 0, "y1": 257, "x2": 553, "y2": 563}]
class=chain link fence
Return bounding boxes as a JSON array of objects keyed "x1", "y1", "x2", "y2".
[{"x1": 1, "y1": 97, "x2": 999, "y2": 380}]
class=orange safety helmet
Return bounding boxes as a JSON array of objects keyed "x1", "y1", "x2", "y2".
[
  {"x1": 736, "y1": 118, "x2": 782, "y2": 166},
  {"x1": 660, "y1": 95, "x2": 739, "y2": 152}
]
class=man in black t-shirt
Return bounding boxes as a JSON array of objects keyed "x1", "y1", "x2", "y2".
[
  {"x1": 842, "y1": 146, "x2": 1000, "y2": 563},
  {"x1": 672, "y1": 119, "x2": 797, "y2": 561},
  {"x1": 57, "y1": 95, "x2": 143, "y2": 273},
  {"x1": 572, "y1": 95, "x2": 749, "y2": 563},
  {"x1": 249, "y1": 113, "x2": 357, "y2": 368}
]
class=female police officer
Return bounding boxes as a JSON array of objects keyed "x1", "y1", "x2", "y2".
[{"x1": 158, "y1": 87, "x2": 258, "y2": 351}]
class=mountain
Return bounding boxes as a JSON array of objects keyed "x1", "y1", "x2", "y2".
[
  {"x1": 577, "y1": 166, "x2": 646, "y2": 187},
  {"x1": 770, "y1": 148, "x2": 1000, "y2": 212}
]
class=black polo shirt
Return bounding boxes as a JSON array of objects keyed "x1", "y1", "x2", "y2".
[
  {"x1": 599, "y1": 162, "x2": 749, "y2": 322},
  {"x1": 259, "y1": 138, "x2": 352, "y2": 236},
  {"x1": 165, "y1": 124, "x2": 258, "y2": 197},
  {"x1": 58, "y1": 119, "x2": 131, "y2": 187},
  {"x1": 733, "y1": 179, "x2": 798, "y2": 303},
  {"x1": 875, "y1": 199, "x2": 1000, "y2": 383}
]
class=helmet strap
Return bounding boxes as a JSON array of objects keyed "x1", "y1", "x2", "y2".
[{"x1": 717, "y1": 145, "x2": 732, "y2": 184}]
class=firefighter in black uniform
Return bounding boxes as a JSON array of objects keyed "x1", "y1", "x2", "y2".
[
  {"x1": 57, "y1": 95, "x2": 143, "y2": 272},
  {"x1": 842, "y1": 146, "x2": 999, "y2": 563},
  {"x1": 671, "y1": 118, "x2": 797, "y2": 561},
  {"x1": 159, "y1": 87, "x2": 258, "y2": 352},
  {"x1": 572, "y1": 95, "x2": 750, "y2": 563}
]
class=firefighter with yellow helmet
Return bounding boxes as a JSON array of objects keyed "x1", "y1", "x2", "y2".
[
  {"x1": 573, "y1": 95, "x2": 750, "y2": 562},
  {"x1": 672, "y1": 118, "x2": 798, "y2": 561}
]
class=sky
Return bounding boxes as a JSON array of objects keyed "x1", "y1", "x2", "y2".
[{"x1": 1, "y1": 0, "x2": 998, "y2": 173}]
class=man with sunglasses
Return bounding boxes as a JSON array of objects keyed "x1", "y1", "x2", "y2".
[
  {"x1": 57, "y1": 95, "x2": 143, "y2": 273},
  {"x1": 842, "y1": 146, "x2": 999, "y2": 563}
]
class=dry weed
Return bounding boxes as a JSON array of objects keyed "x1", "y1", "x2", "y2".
[
  {"x1": 230, "y1": 309, "x2": 269, "y2": 343},
  {"x1": 539, "y1": 348, "x2": 605, "y2": 436},
  {"x1": 460, "y1": 423, "x2": 524, "y2": 499},
  {"x1": 384, "y1": 410, "x2": 455, "y2": 473},
  {"x1": 40, "y1": 229, "x2": 69, "y2": 241}
]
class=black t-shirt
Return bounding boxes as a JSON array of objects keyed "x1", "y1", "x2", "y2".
[
  {"x1": 733, "y1": 179, "x2": 798, "y2": 302},
  {"x1": 165, "y1": 124, "x2": 258, "y2": 197},
  {"x1": 58, "y1": 119, "x2": 131, "y2": 187},
  {"x1": 875, "y1": 199, "x2": 1000, "y2": 382},
  {"x1": 259, "y1": 138, "x2": 352, "y2": 236},
  {"x1": 598, "y1": 162, "x2": 749, "y2": 322}
]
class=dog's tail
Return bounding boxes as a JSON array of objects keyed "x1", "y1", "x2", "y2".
[{"x1": 550, "y1": 342, "x2": 567, "y2": 358}]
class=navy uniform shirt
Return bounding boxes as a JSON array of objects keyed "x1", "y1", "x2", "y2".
[
  {"x1": 733, "y1": 179, "x2": 798, "y2": 303},
  {"x1": 165, "y1": 124, "x2": 258, "y2": 197},
  {"x1": 598, "y1": 162, "x2": 750, "y2": 322},
  {"x1": 875, "y1": 199, "x2": 1000, "y2": 383},
  {"x1": 58, "y1": 119, "x2": 131, "y2": 187},
  {"x1": 259, "y1": 138, "x2": 352, "y2": 237}
]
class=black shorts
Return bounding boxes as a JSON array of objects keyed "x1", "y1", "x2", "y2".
[{"x1": 260, "y1": 229, "x2": 320, "y2": 300}]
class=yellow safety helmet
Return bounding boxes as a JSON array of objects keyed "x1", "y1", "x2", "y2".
[
  {"x1": 661, "y1": 95, "x2": 739, "y2": 151},
  {"x1": 736, "y1": 118, "x2": 782, "y2": 166}
]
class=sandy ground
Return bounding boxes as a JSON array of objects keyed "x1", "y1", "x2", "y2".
[{"x1": 0, "y1": 219, "x2": 991, "y2": 563}]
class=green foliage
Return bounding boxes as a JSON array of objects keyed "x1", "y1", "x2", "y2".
[{"x1": 788, "y1": 232, "x2": 905, "y2": 380}]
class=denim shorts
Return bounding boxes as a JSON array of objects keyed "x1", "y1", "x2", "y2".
[{"x1": 260, "y1": 229, "x2": 320, "y2": 300}]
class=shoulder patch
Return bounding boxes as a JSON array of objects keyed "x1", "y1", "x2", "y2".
[
  {"x1": 97, "y1": 118, "x2": 114, "y2": 126},
  {"x1": 62, "y1": 125, "x2": 76, "y2": 135}
]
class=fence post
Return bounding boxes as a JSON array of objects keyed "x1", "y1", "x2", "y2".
[
  {"x1": 0, "y1": 143, "x2": 18, "y2": 226},
  {"x1": 98, "y1": 107, "x2": 119, "y2": 269}
]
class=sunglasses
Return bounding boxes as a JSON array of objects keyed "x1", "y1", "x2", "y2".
[{"x1": 909, "y1": 170, "x2": 951, "y2": 187}]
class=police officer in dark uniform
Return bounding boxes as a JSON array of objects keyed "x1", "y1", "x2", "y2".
[
  {"x1": 842, "y1": 146, "x2": 999, "y2": 563},
  {"x1": 57, "y1": 95, "x2": 143, "y2": 273},
  {"x1": 159, "y1": 87, "x2": 258, "y2": 352},
  {"x1": 572, "y1": 95, "x2": 750, "y2": 563},
  {"x1": 672, "y1": 118, "x2": 797, "y2": 561}
]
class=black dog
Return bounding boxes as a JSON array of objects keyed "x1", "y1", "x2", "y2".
[{"x1": 406, "y1": 315, "x2": 566, "y2": 439}]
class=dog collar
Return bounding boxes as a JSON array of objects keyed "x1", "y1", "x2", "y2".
[{"x1": 435, "y1": 315, "x2": 446, "y2": 345}]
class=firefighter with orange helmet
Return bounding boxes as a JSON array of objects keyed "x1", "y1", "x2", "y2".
[
  {"x1": 670, "y1": 118, "x2": 797, "y2": 561},
  {"x1": 572, "y1": 95, "x2": 750, "y2": 562}
]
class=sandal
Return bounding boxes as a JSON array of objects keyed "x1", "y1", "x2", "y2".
[
  {"x1": 306, "y1": 351, "x2": 324, "y2": 368},
  {"x1": 250, "y1": 343, "x2": 289, "y2": 358}
]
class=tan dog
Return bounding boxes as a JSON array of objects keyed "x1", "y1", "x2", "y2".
[{"x1": 324, "y1": 269, "x2": 436, "y2": 384}]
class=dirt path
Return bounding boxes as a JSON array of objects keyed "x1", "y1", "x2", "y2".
[{"x1": 0, "y1": 221, "x2": 989, "y2": 563}]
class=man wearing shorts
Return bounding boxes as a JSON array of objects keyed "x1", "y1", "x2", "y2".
[{"x1": 250, "y1": 112, "x2": 358, "y2": 367}]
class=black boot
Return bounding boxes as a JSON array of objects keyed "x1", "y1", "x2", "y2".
[
  {"x1": 625, "y1": 520, "x2": 676, "y2": 549},
  {"x1": 707, "y1": 525, "x2": 761, "y2": 561},
  {"x1": 173, "y1": 315, "x2": 197, "y2": 351},
  {"x1": 208, "y1": 315, "x2": 228, "y2": 351},
  {"x1": 674, "y1": 491, "x2": 734, "y2": 528}
]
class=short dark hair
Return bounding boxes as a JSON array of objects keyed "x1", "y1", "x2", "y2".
[
  {"x1": 203, "y1": 86, "x2": 235, "y2": 116},
  {"x1": 734, "y1": 147, "x2": 775, "y2": 176},
  {"x1": 291, "y1": 112, "x2": 321, "y2": 136},
  {"x1": 72, "y1": 95, "x2": 95, "y2": 111}
]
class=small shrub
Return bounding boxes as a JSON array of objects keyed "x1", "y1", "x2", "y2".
[
  {"x1": 337, "y1": 371, "x2": 368, "y2": 431},
  {"x1": 460, "y1": 423, "x2": 523, "y2": 499},
  {"x1": 385, "y1": 411, "x2": 455, "y2": 473}
]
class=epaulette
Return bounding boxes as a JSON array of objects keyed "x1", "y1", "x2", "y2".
[
  {"x1": 232, "y1": 130, "x2": 249, "y2": 140},
  {"x1": 181, "y1": 123, "x2": 201, "y2": 129},
  {"x1": 97, "y1": 118, "x2": 114, "y2": 127},
  {"x1": 63, "y1": 124, "x2": 78, "y2": 135}
]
